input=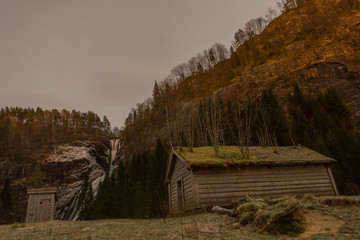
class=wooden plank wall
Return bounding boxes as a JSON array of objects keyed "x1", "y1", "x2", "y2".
[
  {"x1": 26, "y1": 193, "x2": 56, "y2": 223},
  {"x1": 194, "y1": 165, "x2": 335, "y2": 208},
  {"x1": 169, "y1": 157, "x2": 195, "y2": 214}
]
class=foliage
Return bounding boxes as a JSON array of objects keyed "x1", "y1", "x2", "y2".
[
  {"x1": 28, "y1": 163, "x2": 47, "y2": 187},
  {"x1": 79, "y1": 139, "x2": 169, "y2": 220},
  {"x1": 288, "y1": 85, "x2": 360, "y2": 194}
]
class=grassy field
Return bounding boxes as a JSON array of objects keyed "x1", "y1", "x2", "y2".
[{"x1": 0, "y1": 196, "x2": 359, "y2": 240}]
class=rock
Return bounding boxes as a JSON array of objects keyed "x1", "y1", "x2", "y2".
[
  {"x1": 211, "y1": 206, "x2": 234, "y2": 216},
  {"x1": 0, "y1": 139, "x2": 117, "y2": 222},
  {"x1": 43, "y1": 143, "x2": 109, "y2": 220}
]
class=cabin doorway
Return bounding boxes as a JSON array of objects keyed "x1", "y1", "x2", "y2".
[{"x1": 177, "y1": 179, "x2": 184, "y2": 213}]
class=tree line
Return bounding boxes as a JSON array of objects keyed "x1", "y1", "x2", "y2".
[
  {"x1": 125, "y1": 83, "x2": 360, "y2": 196},
  {"x1": 0, "y1": 107, "x2": 112, "y2": 162}
]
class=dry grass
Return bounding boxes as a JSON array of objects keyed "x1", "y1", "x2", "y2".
[
  {"x1": 0, "y1": 196, "x2": 359, "y2": 240},
  {"x1": 0, "y1": 214, "x2": 273, "y2": 240}
]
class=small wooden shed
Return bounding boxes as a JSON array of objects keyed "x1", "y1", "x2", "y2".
[
  {"x1": 26, "y1": 188, "x2": 57, "y2": 223},
  {"x1": 165, "y1": 146, "x2": 338, "y2": 215}
]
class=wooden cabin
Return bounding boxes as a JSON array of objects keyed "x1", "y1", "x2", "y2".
[
  {"x1": 165, "y1": 146, "x2": 338, "y2": 215},
  {"x1": 26, "y1": 188, "x2": 57, "y2": 223}
]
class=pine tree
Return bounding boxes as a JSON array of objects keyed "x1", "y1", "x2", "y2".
[
  {"x1": 152, "y1": 80, "x2": 160, "y2": 106},
  {"x1": 102, "y1": 116, "x2": 111, "y2": 134},
  {"x1": 259, "y1": 89, "x2": 291, "y2": 146}
]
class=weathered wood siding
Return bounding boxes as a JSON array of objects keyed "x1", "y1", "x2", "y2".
[
  {"x1": 26, "y1": 193, "x2": 56, "y2": 223},
  {"x1": 193, "y1": 165, "x2": 336, "y2": 208},
  {"x1": 168, "y1": 156, "x2": 195, "y2": 214}
]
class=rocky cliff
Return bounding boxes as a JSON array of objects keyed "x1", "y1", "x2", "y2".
[{"x1": 0, "y1": 139, "x2": 120, "y2": 223}]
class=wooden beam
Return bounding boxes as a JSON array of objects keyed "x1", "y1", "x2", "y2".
[{"x1": 327, "y1": 167, "x2": 339, "y2": 196}]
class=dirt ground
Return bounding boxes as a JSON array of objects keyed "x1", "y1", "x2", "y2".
[
  {"x1": 0, "y1": 196, "x2": 359, "y2": 240},
  {"x1": 299, "y1": 211, "x2": 344, "y2": 238}
]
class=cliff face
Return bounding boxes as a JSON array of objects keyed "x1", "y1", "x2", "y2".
[
  {"x1": 43, "y1": 142, "x2": 108, "y2": 220},
  {"x1": 0, "y1": 140, "x2": 115, "y2": 223}
]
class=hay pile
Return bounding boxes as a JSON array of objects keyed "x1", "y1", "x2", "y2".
[{"x1": 234, "y1": 196, "x2": 305, "y2": 236}]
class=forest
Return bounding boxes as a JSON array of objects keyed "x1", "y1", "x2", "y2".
[{"x1": 0, "y1": 107, "x2": 112, "y2": 162}]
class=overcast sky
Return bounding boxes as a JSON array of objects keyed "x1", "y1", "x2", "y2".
[{"x1": 0, "y1": 0, "x2": 278, "y2": 128}]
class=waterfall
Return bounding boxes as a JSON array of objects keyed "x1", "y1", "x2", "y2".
[{"x1": 109, "y1": 139, "x2": 120, "y2": 175}]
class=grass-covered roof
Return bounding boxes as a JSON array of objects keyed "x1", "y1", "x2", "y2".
[{"x1": 173, "y1": 146, "x2": 335, "y2": 168}]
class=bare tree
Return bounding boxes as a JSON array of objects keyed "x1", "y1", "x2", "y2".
[
  {"x1": 202, "y1": 49, "x2": 211, "y2": 70},
  {"x1": 265, "y1": 8, "x2": 278, "y2": 23},
  {"x1": 183, "y1": 108, "x2": 195, "y2": 152},
  {"x1": 194, "y1": 102, "x2": 208, "y2": 147},
  {"x1": 231, "y1": 100, "x2": 256, "y2": 158},
  {"x1": 171, "y1": 64, "x2": 187, "y2": 84},
  {"x1": 233, "y1": 28, "x2": 248, "y2": 48},
  {"x1": 257, "y1": 108, "x2": 276, "y2": 147},
  {"x1": 187, "y1": 56, "x2": 198, "y2": 75},
  {"x1": 244, "y1": 17, "x2": 267, "y2": 38},
  {"x1": 171, "y1": 112, "x2": 184, "y2": 150},
  {"x1": 203, "y1": 97, "x2": 224, "y2": 156},
  {"x1": 165, "y1": 103, "x2": 173, "y2": 148},
  {"x1": 245, "y1": 19, "x2": 257, "y2": 37},
  {"x1": 196, "y1": 52, "x2": 206, "y2": 73},
  {"x1": 277, "y1": 0, "x2": 286, "y2": 13},
  {"x1": 254, "y1": 17, "x2": 267, "y2": 34},
  {"x1": 213, "y1": 43, "x2": 229, "y2": 62},
  {"x1": 208, "y1": 48, "x2": 217, "y2": 67}
]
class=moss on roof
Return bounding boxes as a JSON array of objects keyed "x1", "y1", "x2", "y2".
[{"x1": 173, "y1": 146, "x2": 335, "y2": 168}]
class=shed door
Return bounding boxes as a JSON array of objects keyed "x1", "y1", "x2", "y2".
[
  {"x1": 38, "y1": 197, "x2": 51, "y2": 222},
  {"x1": 177, "y1": 179, "x2": 184, "y2": 213}
]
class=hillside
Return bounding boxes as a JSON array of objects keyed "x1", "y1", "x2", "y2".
[
  {"x1": 120, "y1": 0, "x2": 360, "y2": 196},
  {"x1": 0, "y1": 195, "x2": 359, "y2": 240}
]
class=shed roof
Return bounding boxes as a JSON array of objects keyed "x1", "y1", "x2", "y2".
[
  {"x1": 27, "y1": 188, "x2": 58, "y2": 200},
  {"x1": 173, "y1": 145, "x2": 335, "y2": 168}
]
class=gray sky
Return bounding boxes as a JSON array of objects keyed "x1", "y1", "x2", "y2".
[{"x1": 0, "y1": 0, "x2": 278, "y2": 127}]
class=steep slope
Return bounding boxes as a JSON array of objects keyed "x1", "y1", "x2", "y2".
[
  {"x1": 122, "y1": 0, "x2": 360, "y2": 152},
  {"x1": 120, "y1": 0, "x2": 360, "y2": 195},
  {"x1": 227, "y1": 0, "x2": 360, "y2": 122}
]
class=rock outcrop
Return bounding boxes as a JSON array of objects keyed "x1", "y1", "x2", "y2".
[
  {"x1": 0, "y1": 139, "x2": 120, "y2": 222},
  {"x1": 43, "y1": 141, "x2": 108, "y2": 220}
]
